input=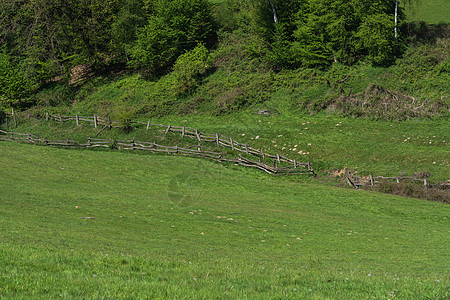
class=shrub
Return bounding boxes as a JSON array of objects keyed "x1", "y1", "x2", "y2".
[{"x1": 172, "y1": 44, "x2": 209, "y2": 95}]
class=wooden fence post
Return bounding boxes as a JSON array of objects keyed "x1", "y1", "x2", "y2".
[
  {"x1": 195, "y1": 129, "x2": 201, "y2": 142},
  {"x1": 45, "y1": 112, "x2": 49, "y2": 121},
  {"x1": 182, "y1": 127, "x2": 185, "y2": 137},
  {"x1": 346, "y1": 170, "x2": 357, "y2": 189},
  {"x1": 369, "y1": 175, "x2": 374, "y2": 186},
  {"x1": 146, "y1": 119, "x2": 151, "y2": 131},
  {"x1": 76, "y1": 114, "x2": 80, "y2": 127},
  {"x1": 216, "y1": 133, "x2": 220, "y2": 145},
  {"x1": 424, "y1": 178, "x2": 428, "y2": 188},
  {"x1": 165, "y1": 125, "x2": 171, "y2": 134},
  {"x1": 94, "y1": 115, "x2": 98, "y2": 128},
  {"x1": 294, "y1": 160, "x2": 297, "y2": 168},
  {"x1": 58, "y1": 113, "x2": 62, "y2": 122},
  {"x1": 230, "y1": 138, "x2": 234, "y2": 150},
  {"x1": 12, "y1": 108, "x2": 17, "y2": 128}
]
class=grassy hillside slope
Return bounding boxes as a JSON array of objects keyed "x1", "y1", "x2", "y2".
[
  {"x1": 0, "y1": 141, "x2": 449, "y2": 298},
  {"x1": 9, "y1": 111, "x2": 449, "y2": 183},
  {"x1": 405, "y1": 0, "x2": 450, "y2": 24}
]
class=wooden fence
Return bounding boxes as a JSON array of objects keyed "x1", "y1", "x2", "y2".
[
  {"x1": 0, "y1": 108, "x2": 18, "y2": 128},
  {"x1": 0, "y1": 129, "x2": 314, "y2": 176},
  {"x1": 0, "y1": 111, "x2": 312, "y2": 173},
  {"x1": 50, "y1": 113, "x2": 305, "y2": 166},
  {"x1": 345, "y1": 170, "x2": 449, "y2": 190}
]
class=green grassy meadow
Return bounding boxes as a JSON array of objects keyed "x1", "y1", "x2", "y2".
[
  {"x1": 405, "y1": 0, "x2": 450, "y2": 24},
  {"x1": 0, "y1": 141, "x2": 449, "y2": 298},
  {"x1": 0, "y1": 1, "x2": 449, "y2": 298},
  {"x1": 10, "y1": 112, "x2": 450, "y2": 183}
]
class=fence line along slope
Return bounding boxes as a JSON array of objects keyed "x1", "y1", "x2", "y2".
[{"x1": 0, "y1": 129, "x2": 314, "y2": 176}]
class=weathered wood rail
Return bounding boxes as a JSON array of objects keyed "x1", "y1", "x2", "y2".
[
  {"x1": 0, "y1": 129, "x2": 314, "y2": 176},
  {"x1": 345, "y1": 170, "x2": 449, "y2": 190},
  {"x1": 0, "y1": 111, "x2": 311, "y2": 172}
]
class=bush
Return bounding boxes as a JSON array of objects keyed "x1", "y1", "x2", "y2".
[{"x1": 172, "y1": 44, "x2": 209, "y2": 95}]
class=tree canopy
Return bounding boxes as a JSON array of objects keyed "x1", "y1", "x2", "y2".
[{"x1": 0, "y1": 0, "x2": 419, "y2": 108}]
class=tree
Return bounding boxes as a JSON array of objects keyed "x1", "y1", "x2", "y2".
[
  {"x1": 130, "y1": 0, "x2": 215, "y2": 72},
  {"x1": 111, "y1": 0, "x2": 147, "y2": 61},
  {"x1": 0, "y1": 0, "x2": 123, "y2": 82},
  {"x1": 0, "y1": 51, "x2": 34, "y2": 108},
  {"x1": 355, "y1": 13, "x2": 397, "y2": 65}
]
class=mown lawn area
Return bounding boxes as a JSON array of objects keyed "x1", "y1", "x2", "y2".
[{"x1": 0, "y1": 141, "x2": 448, "y2": 299}]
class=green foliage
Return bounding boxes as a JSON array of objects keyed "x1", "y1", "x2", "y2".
[
  {"x1": 130, "y1": 0, "x2": 215, "y2": 71},
  {"x1": 355, "y1": 13, "x2": 397, "y2": 66},
  {"x1": 292, "y1": 20, "x2": 333, "y2": 68},
  {"x1": 32, "y1": 83, "x2": 76, "y2": 107},
  {"x1": 111, "y1": 105, "x2": 134, "y2": 132},
  {"x1": 250, "y1": 0, "x2": 408, "y2": 68},
  {"x1": 172, "y1": 44, "x2": 209, "y2": 95},
  {"x1": 74, "y1": 74, "x2": 180, "y2": 117},
  {"x1": 0, "y1": 51, "x2": 34, "y2": 108},
  {"x1": 129, "y1": 17, "x2": 180, "y2": 70},
  {"x1": 110, "y1": 0, "x2": 147, "y2": 56},
  {"x1": 405, "y1": 0, "x2": 449, "y2": 24},
  {"x1": 265, "y1": 23, "x2": 295, "y2": 69}
]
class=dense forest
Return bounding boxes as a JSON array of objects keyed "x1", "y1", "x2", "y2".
[{"x1": 0, "y1": 0, "x2": 448, "y2": 119}]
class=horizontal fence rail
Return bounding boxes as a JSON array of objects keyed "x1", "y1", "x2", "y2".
[
  {"x1": 0, "y1": 111, "x2": 312, "y2": 174},
  {"x1": 345, "y1": 170, "x2": 449, "y2": 190},
  {"x1": 0, "y1": 129, "x2": 314, "y2": 176},
  {"x1": 2, "y1": 110, "x2": 448, "y2": 186}
]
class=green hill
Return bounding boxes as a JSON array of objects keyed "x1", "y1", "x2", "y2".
[{"x1": 0, "y1": 141, "x2": 448, "y2": 298}]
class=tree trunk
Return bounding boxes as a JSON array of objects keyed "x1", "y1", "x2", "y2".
[
  {"x1": 266, "y1": 0, "x2": 277, "y2": 23},
  {"x1": 395, "y1": 0, "x2": 399, "y2": 42}
]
